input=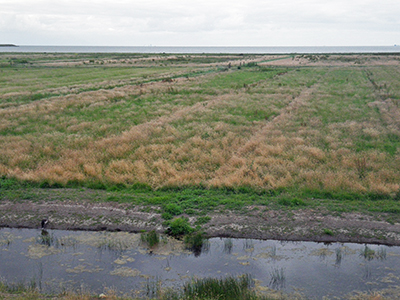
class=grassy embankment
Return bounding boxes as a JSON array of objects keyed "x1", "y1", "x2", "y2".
[{"x1": 1, "y1": 53, "x2": 400, "y2": 220}]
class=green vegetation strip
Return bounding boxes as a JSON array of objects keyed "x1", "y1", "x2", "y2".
[{"x1": 2, "y1": 178, "x2": 400, "y2": 223}]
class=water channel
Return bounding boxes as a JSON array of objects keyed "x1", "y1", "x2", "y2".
[{"x1": 1, "y1": 228, "x2": 400, "y2": 299}]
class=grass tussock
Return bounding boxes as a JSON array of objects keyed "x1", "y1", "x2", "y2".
[
  {"x1": 141, "y1": 230, "x2": 160, "y2": 248},
  {"x1": 182, "y1": 274, "x2": 257, "y2": 300}
]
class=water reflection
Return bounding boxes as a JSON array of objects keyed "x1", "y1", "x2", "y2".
[
  {"x1": 364, "y1": 265, "x2": 372, "y2": 280},
  {"x1": 223, "y1": 238, "x2": 233, "y2": 254},
  {"x1": 269, "y1": 267, "x2": 286, "y2": 290},
  {"x1": 1, "y1": 228, "x2": 400, "y2": 299},
  {"x1": 335, "y1": 247, "x2": 343, "y2": 266},
  {"x1": 360, "y1": 245, "x2": 387, "y2": 261}
]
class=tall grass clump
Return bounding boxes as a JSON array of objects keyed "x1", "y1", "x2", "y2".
[
  {"x1": 141, "y1": 230, "x2": 159, "y2": 248},
  {"x1": 183, "y1": 274, "x2": 256, "y2": 300},
  {"x1": 145, "y1": 277, "x2": 162, "y2": 299},
  {"x1": 0, "y1": 279, "x2": 38, "y2": 294},
  {"x1": 184, "y1": 231, "x2": 209, "y2": 256}
]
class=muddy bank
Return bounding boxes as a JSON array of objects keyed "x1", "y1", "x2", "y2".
[{"x1": 1, "y1": 199, "x2": 400, "y2": 246}]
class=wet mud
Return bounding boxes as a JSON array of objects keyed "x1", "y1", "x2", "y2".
[{"x1": 1, "y1": 199, "x2": 400, "y2": 246}]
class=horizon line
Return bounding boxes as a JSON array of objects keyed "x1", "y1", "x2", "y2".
[{"x1": 3, "y1": 44, "x2": 398, "y2": 47}]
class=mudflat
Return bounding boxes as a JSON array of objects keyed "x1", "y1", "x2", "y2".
[{"x1": 1, "y1": 188, "x2": 400, "y2": 246}]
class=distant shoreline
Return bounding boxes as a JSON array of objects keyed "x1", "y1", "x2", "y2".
[
  {"x1": 0, "y1": 44, "x2": 18, "y2": 47},
  {"x1": 1, "y1": 45, "x2": 399, "y2": 54}
]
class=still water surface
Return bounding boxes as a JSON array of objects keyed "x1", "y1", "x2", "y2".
[
  {"x1": 1, "y1": 45, "x2": 400, "y2": 54},
  {"x1": 1, "y1": 228, "x2": 399, "y2": 298}
]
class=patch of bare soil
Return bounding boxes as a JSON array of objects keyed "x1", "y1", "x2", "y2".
[{"x1": 1, "y1": 198, "x2": 400, "y2": 246}]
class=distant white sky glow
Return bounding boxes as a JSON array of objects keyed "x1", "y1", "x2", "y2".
[{"x1": 1, "y1": 0, "x2": 399, "y2": 46}]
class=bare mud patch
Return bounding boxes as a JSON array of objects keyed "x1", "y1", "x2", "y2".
[{"x1": 2, "y1": 197, "x2": 400, "y2": 245}]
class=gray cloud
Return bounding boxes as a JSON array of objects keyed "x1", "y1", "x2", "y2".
[{"x1": 1, "y1": 0, "x2": 399, "y2": 46}]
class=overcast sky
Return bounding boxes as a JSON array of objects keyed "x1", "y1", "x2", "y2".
[{"x1": 1, "y1": 0, "x2": 399, "y2": 46}]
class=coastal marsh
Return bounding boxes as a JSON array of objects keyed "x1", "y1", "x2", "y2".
[
  {"x1": 2, "y1": 53, "x2": 400, "y2": 299},
  {"x1": 1, "y1": 53, "x2": 399, "y2": 199}
]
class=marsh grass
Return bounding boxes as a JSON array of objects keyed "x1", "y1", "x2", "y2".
[
  {"x1": 0, "y1": 273, "x2": 393, "y2": 299},
  {"x1": 360, "y1": 245, "x2": 376, "y2": 261},
  {"x1": 1, "y1": 53, "x2": 400, "y2": 204},
  {"x1": 145, "y1": 277, "x2": 161, "y2": 299},
  {"x1": 96, "y1": 234, "x2": 134, "y2": 253},
  {"x1": 0, "y1": 274, "x2": 297, "y2": 300},
  {"x1": 184, "y1": 231, "x2": 207, "y2": 255},
  {"x1": 0, "y1": 232, "x2": 14, "y2": 246},
  {"x1": 37, "y1": 231, "x2": 56, "y2": 247},
  {"x1": 36, "y1": 232, "x2": 79, "y2": 249},
  {"x1": 141, "y1": 230, "x2": 159, "y2": 248},
  {"x1": 182, "y1": 274, "x2": 257, "y2": 300},
  {"x1": 360, "y1": 245, "x2": 387, "y2": 261},
  {"x1": 0, "y1": 278, "x2": 38, "y2": 295}
]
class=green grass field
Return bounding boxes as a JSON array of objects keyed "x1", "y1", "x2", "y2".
[{"x1": 1, "y1": 52, "x2": 400, "y2": 215}]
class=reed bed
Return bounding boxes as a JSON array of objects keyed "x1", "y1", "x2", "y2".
[{"x1": 0, "y1": 53, "x2": 399, "y2": 199}]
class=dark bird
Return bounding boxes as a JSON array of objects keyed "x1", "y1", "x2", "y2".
[{"x1": 41, "y1": 219, "x2": 49, "y2": 229}]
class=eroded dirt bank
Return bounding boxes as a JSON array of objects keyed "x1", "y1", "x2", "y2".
[{"x1": 1, "y1": 199, "x2": 400, "y2": 246}]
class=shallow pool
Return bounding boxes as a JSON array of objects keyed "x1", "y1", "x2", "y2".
[{"x1": 1, "y1": 228, "x2": 399, "y2": 298}]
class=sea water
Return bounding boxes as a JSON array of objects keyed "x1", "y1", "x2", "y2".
[{"x1": 1, "y1": 45, "x2": 400, "y2": 54}]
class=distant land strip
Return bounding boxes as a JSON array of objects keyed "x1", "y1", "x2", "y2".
[{"x1": 0, "y1": 44, "x2": 18, "y2": 47}]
